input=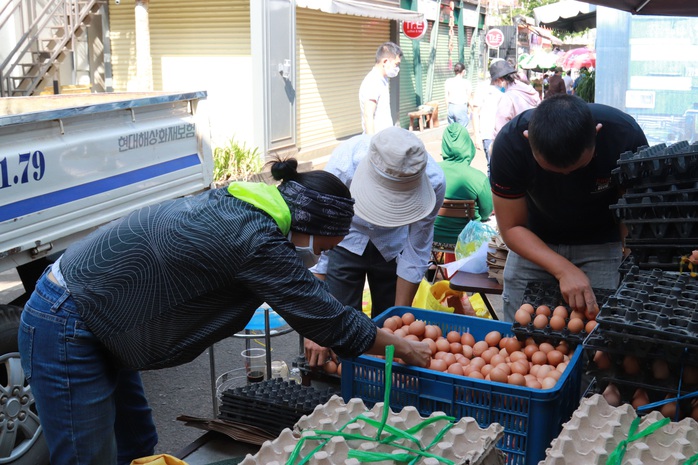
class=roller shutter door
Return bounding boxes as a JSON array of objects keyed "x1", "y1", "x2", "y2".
[
  {"x1": 108, "y1": 0, "x2": 250, "y2": 91},
  {"x1": 296, "y1": 8, "x2": 390, "y2": 150}
]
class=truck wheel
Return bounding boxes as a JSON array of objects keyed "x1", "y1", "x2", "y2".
[{"x1": 0, "y1": 305, "x2": 49, "y2": 465}]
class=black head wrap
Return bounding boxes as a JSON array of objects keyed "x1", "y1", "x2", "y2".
[{"x1": 277, "y1": 180, "x2": 355, "y2": 236}]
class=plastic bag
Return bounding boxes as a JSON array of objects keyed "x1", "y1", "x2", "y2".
[
  {"x1": 411, "y1": 279, "x2": 492, "y2": 319},
  {"x1": 455, "y1": 221, "x2": 498, "y2": 260}
]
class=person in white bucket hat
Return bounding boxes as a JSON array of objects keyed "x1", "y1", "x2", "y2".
[{"x1": 306, "y1": 127, "x2": 445, "y2": 366}]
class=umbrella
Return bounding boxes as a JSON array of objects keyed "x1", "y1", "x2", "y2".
[
  {"x1": 519, "y1": 51, "x2": 561, "y2": 72},
  {"x1": 560, "y1": 47, "x2": 596, "y2": 70},
  {"x1": 583, "y1": 0, "x2": 698, "y2": 16}
]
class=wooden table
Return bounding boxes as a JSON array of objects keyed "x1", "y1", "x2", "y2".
[{"x1": 448, "y1": 271, "x2": 503, "y2": 320}]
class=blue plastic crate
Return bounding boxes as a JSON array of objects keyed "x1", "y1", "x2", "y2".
[{"x1": 341, "y1": 307, "x2": 583, "y2": 465}]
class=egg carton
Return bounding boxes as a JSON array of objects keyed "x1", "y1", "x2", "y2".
[
  {"x1": 511, "y1": 282, "x2": 614, "y2": 347},
  {"x1": 239, "y1": 395, "x2": 506, "y2": 465},
  {"x1": 612, "y1": 141, "x2": 698, "y2": 186},
  {"x1": 539, "y1": 394, "x2": 698, "y2": 465}
]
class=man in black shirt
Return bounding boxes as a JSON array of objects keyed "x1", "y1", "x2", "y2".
[{"x1": 490, "y1": 95, "x2": 648, "y2": 322}]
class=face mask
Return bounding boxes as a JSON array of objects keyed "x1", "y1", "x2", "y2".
[
  {"x1": 386, "y1": 65, "x2": 400, "y2": 78},
  {"x1": 499, "y1": 86, "x2": 506, "y2": 93},
  {"x1": 291, "y1": 233, "x2": 320, "y2": 267}
]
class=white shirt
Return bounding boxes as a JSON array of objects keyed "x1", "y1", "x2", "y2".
[
  {"x1": 311, "y1": 135, "x2": 446, "y2": 284},
  {"x1": 359, "y1": 68, "x2": 393, "y2": 134},
  {"x1": 445, "y1": 75, "x2": 472, "y2": 105},
  {"x1": 474, "y1": 83, "x2": 503, "y2": 141}
]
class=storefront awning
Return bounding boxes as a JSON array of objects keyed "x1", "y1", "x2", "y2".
[
  {"x1": 534, "y1": 1, "x2": 596, "y2": 32},
  {"x1": 295, "y1": 0, "x2": 425, "y2": 22},
  {"x1": 524, "y1": 25, "x2": 564, "y2": 45}
]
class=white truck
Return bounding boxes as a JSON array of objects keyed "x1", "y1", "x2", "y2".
[{"x1": 0, "y1": 91, "x2": 213, "y2": 464}]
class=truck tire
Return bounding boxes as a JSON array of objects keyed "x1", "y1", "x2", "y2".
[{"x1": 0, "y1": 305, "x2": 49, "y2": 465}]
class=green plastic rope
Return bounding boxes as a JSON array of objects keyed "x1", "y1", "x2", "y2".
[
  {"x1": 683, "y1": 454, "x2": 698, "y2": 465},
  {"x1": 286, "y1": 344, "x2": 458, "y2": 465},
  {"x1": 605, "y1": 416, "x2": 670, "y2": 465}
]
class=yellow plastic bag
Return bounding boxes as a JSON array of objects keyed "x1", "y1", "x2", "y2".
[
  {"x1": 130, "y1": 454, "x2": 188, "y2": 465},
  {"x1": 470, "y1": 292, "x2": 492, "y2": 320},
  {"x1": 412, "y1": 279, "x2": 492, "y2": 319}
]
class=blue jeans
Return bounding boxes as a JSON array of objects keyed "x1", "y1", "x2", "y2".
[
  {"x1": 18, "y1": 269, "x2": 157, "y2": 465},
  {"x1": 447, "y1": 103, "x2": 470, "y2": 127},
  {"x1": 501, "y1": 242, "x2": 622, "y2": 322}
]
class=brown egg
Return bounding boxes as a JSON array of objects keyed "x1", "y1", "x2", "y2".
[
  {"x1": 402, "y1": 312, "x2": 416, "y2": 326},
  {"x1": 523, "y1": 344, "x2": 539, "y2": 359},
  {"x1": 555, "y1": 342, "x2": 570, "y2": 355},
  {"x1": 336, "y1": 363, "x2": 342, "y2": 376},
  {"x1": 485, "y1": 331, "x2": 502, "y2": 347},
  {"x1": 520, "y1": 303, "x2": 535, "y2": 314},
  {"x1": 660, "y1": 394, "x2": 678, "y2": 419},
  {"x1": 460, "y1": 332, "x2": 475, "y2": 347},
  {"x1": 447, "y1": 363, "x2": 464, "y2": 375},
  {"x1": 515, "y1": 309, "x2": 532, "y2": 326},
  {"x1": 511, "y1": 360, "x2": 529, "y2": 376},
  {"x1": 510, "y1": 351, "x2": 528, "y2": 364},
  {"x1": 472, "y1": 340, "x2": 490, "y2": 357},
  {"x1": 481, "y1": 347, "x2": 497, "y2": 364},
  {"x1": 536, "y1": 305, "x2": 552, "y2": 317},
  {"x1": 570, "y1": 310, "x2": 585, "y2": 320},
  {"x1": 408, "y1": 320, "x2": 426, "y2": 337},
  {"x1": 552, "y1": 306, "x2": 569, "y2": 319},
  {"x1": 435, "y1": 337, "x2": 451, "y2": 353},
  {"x1": 490, "y1": 354, "x2": 506, "y2": 367},
  {"x1": 462, "y1": 345, "x2": 473, "y2": 359},
  {"x1": 652, "y1": 360, "x2": 670, "y2": 380},
  {"x1": 468, "y1": 370, "x2": 484, "y2": 379},
  {"x1": 567, "y1": 318, "x2": 584, "y2": 334},
  {"x1": 423, "y1": 325, "x2": 439, "y2": 341},
  {"x1": 538, "y1": 342, "x2": 555, "y2": 354},
  {"x1": 547, "y1": 350, "x2": 564, "y2": 367},
  {"x1": 631, "y1": 388, "x2": 650, "y2": 410},
  {"x1": 325, "y1": 360, "x2": 338, "y2": 374},
  {"x1": 541, "y1": 377, "x2": 557, "y2": 389},
  {"x1": 429, "y1": 359, "x2": 448, "y2": 372},
  {"x1": 549, "y1": 315, "x2": 566, "y2": 332},
  {"x1": 442, "y1": 353, "x2": 457, "y2": 367},
  {"x1": 525, "y1": 378, "x2": 542, "y2": 389},
  {"x1": 404, "y1": 334, "x2": 420, "y2": 342},
  {"x1": 508, "y1": 373, "x2": 526, "y2": 386},
  {"x1": 450, "y1": 342, "x2": 463, "y2": 355},
  {"x1": 623, "y1": 355, "x2": 641, "y2": 376},
  {"x1": 533, "y1": 314, "x2": 549, "y2": 329},
  {"x1": 391, "y1": 315, "x2": 404, "y2": 328},
  {"x1": 505, "y1": 338, "x2": 522, "y2": 354},
  {"x1": 490, "y1": 368, "x2": 509, "y2": 384},
  {"x1": 531, "y1": 351, "x2": 548, "y2": 366},
  {"x1": 585, "y1": 319, "x2": 598, "y2": 334},
  {"x1": 383, "y1": 318, "x2": 398, "y2": 331},
  {"x1": 446, "y1": 331, "x2": 461, "y2": 343},
  {"x1": 425, "y1": 338, "x2": 437, "y2": 356},
  {"x1": 546, "y1": 369, "x2": 562, "y2": 381},
  {"x1": 593, "y1": 351, "x2": 611, "y2": 370},
  {"x1": 393, "y1": 327, "x2": 408, "y2": 338}
]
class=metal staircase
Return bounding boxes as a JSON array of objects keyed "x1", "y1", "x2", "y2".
[{"x1": 0, "y1": 0, "x2": 104, "y2": 97}]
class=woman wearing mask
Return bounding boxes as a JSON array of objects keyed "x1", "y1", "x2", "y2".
[
  {"x1": 489, "y1": 60, "x2": 541, "y2": 138},
  {"x1": 18, "y1": 157, "x2": 431, "y2": 465}
]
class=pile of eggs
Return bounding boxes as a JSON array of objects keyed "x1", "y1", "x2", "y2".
[
  {"x1": 514, "y1": 303, "x2": 597, "y2": 334},
  {"x1": 380, "y1": 312, "x2": 574, "y2": 389}
]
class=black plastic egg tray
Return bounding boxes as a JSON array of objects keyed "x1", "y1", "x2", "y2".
[
  {"x1": 622, "y1": 243, "x2": 698, "y2": 270},
  {"x1": 612, "y1": 140, "x2": 698, "y2": 186},
  {"x1": 511, "y1": 282, "x2": 614, "y2": 347},
  {"x1": 619, "y1": 217, "x2": 698, "y2": 240},
  {"x1": 297, "y1": 357, "x2": 341, "y2": 385},
  {"x1": 218, "y1": 378, "x2": 337, "y2": 435},
  {"x1": 594, "y1": 268, "x2": 698, "y2": 355}
]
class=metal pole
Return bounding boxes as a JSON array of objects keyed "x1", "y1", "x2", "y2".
[{"x1": 209, "y1": 344, "x2": 218, "y2": 417}]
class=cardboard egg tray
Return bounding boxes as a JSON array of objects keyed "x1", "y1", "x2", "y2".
[
  {"x1": 612, "y1": 140, "x2": 698, "y2": 186},
  {"x1": 540, "y1": 394, "x2": 698, "y2": 465},
  {"x1": 218, "y1": 378, "x2": 337, "y2": 436},
  {"x1": 239, "y1": 395, "x2": 506, "y2": 465},
  {"x1": 511, "y1": 282, "x2": 614, "y2": 347}
]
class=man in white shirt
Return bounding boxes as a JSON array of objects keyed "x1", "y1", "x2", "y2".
[{"x1": 359, "y1": 42, "x2": 402, "y2": 134}]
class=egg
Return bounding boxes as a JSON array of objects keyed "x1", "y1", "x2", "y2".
[
  {"x1": 660, "y1": 394, "x2": 678, "y2": 419},
  {"x1": 631, "y1": 388, "x2": 650, "y2": 409},
  {"x1": 408, "y1": 320, "x2": 426, "y2": 337},
  {"x1": 435, "y1": 337, "x2": 450, "y2": 352},
  {"x1": 531, "y1": 351, "x2": 548, "y2": 366},
  {"x1": 460, "y1": 332, "x2": 475, "y2": 347},
  {"x1": 570, "y1": 310, "x2": 585, "y2": 320},
  {"x1": 593, "y1": 351, "x2": 611, "y2": 370},
  {"x1": 567, "y1": 318, "x2": 584, "y2": 334},
  {"x1": 602, "y1": 384, "x2": 621, "y2": 406},
  {"x1": 447, "y1": 363, "x2": 464, "y2": 375},
  {"x1": 511, "y1": 361, "x2": 529, "y2": 376},
  {"x1": 467, "y1": 370, "x2": 484, "y2": 379},
  {"x1": 525, "y1": 378, "x2": 542, "y2": 389},
  {"x1": 383, "y1": 318, "x2": 398, "y2": 331},
  {"x1": 536, "y1": 305, "x2": 552, "y2": 317},
  {"x1": 336, "y1": 363, "x2": 342, "y2": 376},
  {"x1": 446, "y1": 331, "x2": 461, "y2": 343},
  {"x1": 450, "y1": 342, "x2": 463, "y2": 355},
  {"x1": 652, "y1": 360, "x2": 670, "y2": 380},
  {"x1": 552, "y1": 306, "x2": 569, "y2": 319},
  {"x1": 490, "y1": 354, "x2": 506, "y2": 367},
  {"x1": 538, "y1": 342, "x2": 555, "y2": 354},
  {"x1": 391, "y1": 315, "x2": 404, "y2": 328},
  {"x1": 515, "y1": 309, "x2": 532, "y2": 326},
  {"x1": 549, "y1": 315, "x2": 566, "y2": 331},
  {"x1": 472, "y1": 341, "x2": 489, "y2": 357},
  {"x1": 469, "y1": 357, "x2": 486, "y2": 371},
  {"x1": 508, "y1": 373, "x2": 526, "y2": 386},
  {"x1": 510, "y1": 351, "x2": 528, "y2": 364},
  {"x1": 462, "y1": 345, "x2": 473, "y2": 358},
  {"x1": 505, "y1": 338, "x2": 522, "y2": 354},
  {"x1": 442, "y1": 353, "x2": 457, "y2": 367},
  {"x1": 480, "y1": 348, "x2": 496, "y2": 364},
  {"x1": 555, "y1": 342, "x2": 570, "y2": 355},
  {"x1": 402, "y1": 312, "x2": 416, "y2": 326},
  {"x1": 423, "y1": 325, "x2": 439, "y2": 341},
  {"x1": 585, "y1": 319, "x2": 598, "y2": 334},
  {"x1": 523, "y1": 344, "x2": 539, "y2": 359},
  {"x1": 490, "y1": 368, "x2": 509, "y2": 384},
  {"x1": 533, "y1": 314, "x2": 549, "y2": 329},
  {"x1": 404, "y1": 334, "x2": 420, "y2": 342},
  {"x1": 547, "y1": 350, "x2": 564, "y2": 367},
  {"x1": 623, "y1": 355, "x2": 641, "y2": 376},
  {"x1": 429, "y1": 359, "x2": 448, "y2": 372},
  {"x1": 325, "y1": 360, "x2": 338, "y2": 374},
  {"x1": 519, "y1": 303, "x2": 535, "y2": 314},
  {"x1": 541, "y1": 377, "x2": 557, "y2": 389},
  {"x1": 485, "y1": 331, "x2": 502, "y2": 347}
]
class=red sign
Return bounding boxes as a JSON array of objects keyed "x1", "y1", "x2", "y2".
[
  {"x1": 402, "y1": 20, "x2": 427, "y2": 40},
  {"x1": 485, "y1": 28, "x2": 505, "y2": 48}
]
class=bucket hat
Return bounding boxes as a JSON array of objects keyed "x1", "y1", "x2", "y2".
[
  {"x1": 489, "y1": 60, "x2": 516, "y2": 80},
  {"x1": 350, "y1": 127, "x2": 436, "y2": 228}
]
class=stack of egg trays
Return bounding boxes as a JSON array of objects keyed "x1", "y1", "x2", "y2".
[
  {"x1": 593, "y1": 267, "x2": 698, "y2": 366},
  {"x1": 610, "y1": 141, "x2": 698, "y2": 269},
  {"x1": 511, "y1": 281, "x2": 614, "y2": 348},
  {"x1": 218, "y1": 378, "x2": 337, "y2": 436},
  {"x1": 583, "y1": 331, "x2": 697, "y2": 414}
]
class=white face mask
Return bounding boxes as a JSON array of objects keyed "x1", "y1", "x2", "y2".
[
  {"x1": 386, "y1": 65, "x2": 400, "y2": 78},
  {"x1": 291, "y1": 233, "x2": 320, "y2": 268}
]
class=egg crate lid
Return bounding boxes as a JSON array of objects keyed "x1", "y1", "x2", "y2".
[{"x1": 614, "y1": 140, "x2": 698, "y2": 179}]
